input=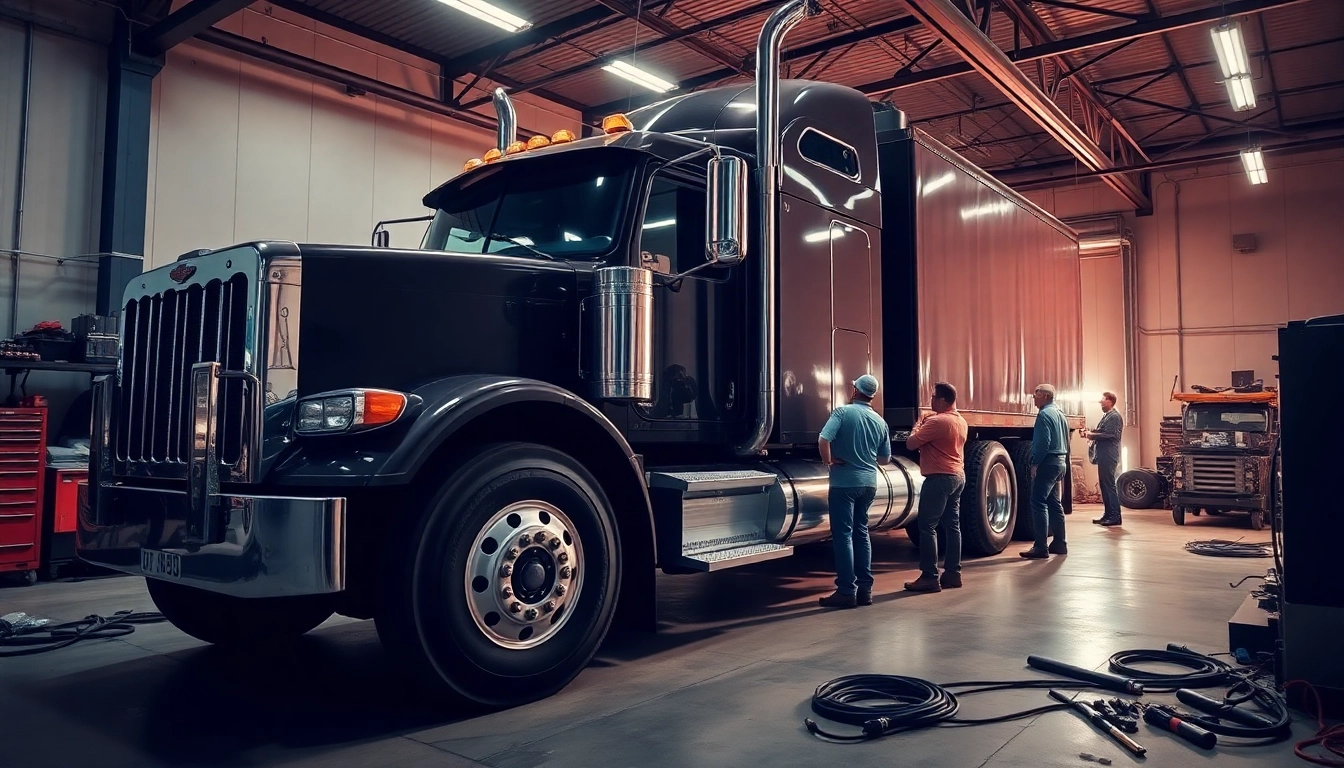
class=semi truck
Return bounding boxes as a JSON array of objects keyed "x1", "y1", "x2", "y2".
[{"x1": 78, "y1": 0, "x2": 1083, "y2": 709}]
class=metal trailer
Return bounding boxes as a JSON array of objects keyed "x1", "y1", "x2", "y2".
[{"x1": 78, "y1": 0, "x2": 1084, "y2": 710}]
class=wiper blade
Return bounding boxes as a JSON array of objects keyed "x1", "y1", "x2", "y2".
[{"x1": 490, "y1": 233, "x2": 557, "y2": 261}]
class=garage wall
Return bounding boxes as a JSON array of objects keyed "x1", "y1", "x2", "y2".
[
  {"x1": 1025, "y1": 145, "x2": 1344, "y2": 470},
  {"x1": 0, "y1": 17, "x2": 108, "y2": 421},
  {"x1": 145, "y1": 2, "x2": 582, "y2": 268}
]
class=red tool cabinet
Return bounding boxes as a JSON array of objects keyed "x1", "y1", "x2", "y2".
[{"x1": 0, "y1": 407, "x2": 46, "y2": 585}]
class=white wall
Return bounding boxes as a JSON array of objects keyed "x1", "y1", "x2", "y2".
[
  {"x1": 1026, "y1": 145, "x2": 1344, "y2": 471},
  {"x1": 144, "y1": 3, "x2": 582, "y2": 267},
  {"x1": 0, "y1": 18, "x2": 107, "y2": 421}
]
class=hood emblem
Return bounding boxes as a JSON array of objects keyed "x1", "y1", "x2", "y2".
[{"x1": 169, "y1": 263, "x2": 197, "y2": 284}]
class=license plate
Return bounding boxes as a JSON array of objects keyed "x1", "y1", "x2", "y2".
[{"x1": 141, "y1": 548, "x2": 183, "y2": 580}]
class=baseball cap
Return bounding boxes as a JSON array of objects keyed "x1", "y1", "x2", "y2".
[{"x1": 853, "y1": 374, "x2": 879, "y2": 397}]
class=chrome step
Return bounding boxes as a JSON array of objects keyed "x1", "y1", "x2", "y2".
[
  {"x1": 678, "y1": 541, "x2": 794, "y2": 572},
  {"x1": 647, "y1": 469, "x2": 778, "y2": 494}
]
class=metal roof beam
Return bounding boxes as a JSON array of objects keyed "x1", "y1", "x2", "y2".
[
  {"x1": 135, "y1": 0, "x2": 253, "y2": 55},
  {"x1": 591, "y1": 0, "x2": 748, "y2": 74},
  {"x1": 900, "y1": 0, "x2": 1149, "y2": 209},
  {"x1": 862, "y1": 0, "x2": 1313, "y2": 95}
]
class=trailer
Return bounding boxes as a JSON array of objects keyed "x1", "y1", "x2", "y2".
[{"x1": 78, "y1": 0, "x2": 1082, "y2": 709}]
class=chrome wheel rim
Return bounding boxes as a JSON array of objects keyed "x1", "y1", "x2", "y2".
[
  {"x1": 1126, "y1": 479, "x2": 1146, "y2": 499},
  {"x1": 464, "y1": 500, "x2": 584, "y2": 650},
  {"x1": 986, "y1": 462, "x2": 1013, "y2": 534}
]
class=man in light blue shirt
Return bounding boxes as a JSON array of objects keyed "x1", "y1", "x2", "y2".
[
  {"x1": 817, "y1": 374, "x2": 892, "y2": 608},
  {"x1": 1022, "y1": 383, "x2": 1070, "y2": 559}
]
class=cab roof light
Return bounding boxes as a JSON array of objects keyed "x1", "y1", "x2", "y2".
[
  {"x1": 483, "y1": 147, "x2": 503, "y2": 163},
  {"x1": 505, "y1": 140, "x2": 527, "y2": 155},
  {"x1": 463, "y1": 157, "x2": 484, "y2": 172},
  {"x1": 602, "y1": 114, "x2": 634, "y2": 134},
  {"x1": 526, "y1": 134, "x2": 551, "y2": 150},
  {"x1": 551, "y1": 129, "x2": 577, "y2": 144}
]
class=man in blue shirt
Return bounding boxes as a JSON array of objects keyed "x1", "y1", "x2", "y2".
[
  {"x1": 817, "y1": 374, "x2": 892, "y2": 608},
  {"x1": 1022, "y1": 383, "x2": 1070, "y2": 559}
]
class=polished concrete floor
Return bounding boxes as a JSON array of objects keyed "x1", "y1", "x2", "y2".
[{"x1": 0, "y1": 504, "x2": 1320, "y2": 767}]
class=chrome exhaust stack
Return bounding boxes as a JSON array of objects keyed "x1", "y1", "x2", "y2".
[
  {"x1": 735, "y1": 0, "x2": 820, "y2": 457},
  {"x1": 493, "y1": 87, "x2": 517, "y2": 151}
]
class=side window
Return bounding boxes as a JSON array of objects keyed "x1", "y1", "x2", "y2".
[
  {"x1": 639, "y1": 176, "x2": 720, "y2": 278},
  {"x1": 799, "y1": 128, "x2": 860, "y2": 180}
]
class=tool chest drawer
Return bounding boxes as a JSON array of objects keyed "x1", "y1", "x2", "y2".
[{"x1": 0, "y1": 408, "x2": 45, "y2": 572}]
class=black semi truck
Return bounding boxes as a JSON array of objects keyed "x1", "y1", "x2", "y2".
[{"x1": 79, "y1": 0, "x2": 1083, "y2": 708}]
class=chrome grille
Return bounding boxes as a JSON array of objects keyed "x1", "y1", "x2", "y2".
[
  {"x1": 118, "y1": 274, "x2": 250, "y2": 470},
  {"x1": 1188, "y1": 455, "x2": 1241, "y2": 494}
]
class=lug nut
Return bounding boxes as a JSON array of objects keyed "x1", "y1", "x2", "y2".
[
  {"x1": 509, "y1": 601, "x2": 522, "y2": 613},
  {"x1": 559, "y1": 565, "x2": 572, "y2": 579},
  {"x1": 518, "y1": 535, "x2": 531, "y2": 547},
  {"x1": 554, "y1": 584, "x2": 566, "y2": 596},
  {"x1": 557, "y1": 552, "x2": 569, "y2": 563},
  {"x1": 548, "y1": 537, "x2": 562, "y2": 550},
  {"x1": 500, "y1": 563, "x2": 513, "y2": 577},
  {"x1": 506, "y1": 547, "x2": 519, "y2": 560},
  {"x1": 524, "y1": 608, "x2": 539, "y2": 620},
  {"x1": 501, "y1": 585, "x2": 513, "y2": 598},
  {"x1": 542, "y1": 601, "x2": 555, "y2": 613},
  {"x1": 533, "y1": 531, "x2": 548, "y2": 544}
]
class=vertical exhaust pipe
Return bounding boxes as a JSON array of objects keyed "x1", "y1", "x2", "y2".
[
  {"x1": 493, "y1": 87, "x2": 517, "y2": 151},
  {"x1": 736, "y1": 0, "x2": 820, "y2": 457}
]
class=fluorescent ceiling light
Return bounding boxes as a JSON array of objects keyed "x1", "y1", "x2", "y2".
[
  {"x1": 1240, "y1": 146, "x2": 1268, "y2": 185},
  {"x1": 1210, "y1": 19, "x2": 1252, "y2": 79},
  {"x1": 603, "y1": 60, "x2": 676, "y2": 93},
  {"x1": 436, "y1": 0, "x2": 532, "y2": 33},
  {"x1": 643, "y1": 218, "x2": 676, "y2": 230},
  {"x1": 1224, "y1": 74, "x2": 1257, "y2": 112}
]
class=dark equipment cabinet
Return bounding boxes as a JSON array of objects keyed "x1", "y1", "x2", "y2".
[{"x1": 1276, "y1": 313, "x2": 1344, "y2": 715}]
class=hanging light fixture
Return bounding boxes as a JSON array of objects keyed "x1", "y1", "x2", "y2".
[
  {"x1": 1240, "y1": 146, "x2": 1268, "y2": 185},
  {"x1": 435, "y1": 0, "x2": 532, "y2": 33},
  {"x1": 602, "y1": 60, "x2": 677, "y2": 93},
  {"x1": 1210, "y1": 19, "x2": 1256, "y2": 112}
]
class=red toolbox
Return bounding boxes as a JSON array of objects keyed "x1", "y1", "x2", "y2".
[
  {"x1": 0, "y1": 407, "x2": 46, "y2": 586},
  {"x1": 42, "y1": 466, "x2": 86, "y2": 577}
]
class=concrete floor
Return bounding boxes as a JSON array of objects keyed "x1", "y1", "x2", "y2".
[{"x1": 0, "y1": 504, "x2": 1318, "y2": 767}]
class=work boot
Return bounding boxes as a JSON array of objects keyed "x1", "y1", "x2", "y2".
[
  {"x1": 857, "y1": 589, "x2": 873, "y2": 606},
  {"x1": 904, "y1": 575, "x2": 942, "y2": 593},
  {"x1": 1048, "y1": 540, "x2": 1069, "y2": 555},
  {"x1": 1020, "y1": 548, "x2": 1050, "y2": 559},
  {"x1": 818, "y1": 591, "x2": 857, "y2": 609},
  {"x1": 1093, "y1": 517, "x2": 1122, "y2": 526},
  {"x1": 940, "y1": 572, "x2": 963, "y2": 589}
]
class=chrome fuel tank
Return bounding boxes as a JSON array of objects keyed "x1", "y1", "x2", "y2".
[{"x1": 765, "y1": 456, "x2": 923, "y2": 546}]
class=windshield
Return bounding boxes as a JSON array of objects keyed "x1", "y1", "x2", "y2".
[
  {"x1": 1185, "y1": 405, "x2": 1270, "y2": 433},
  {"x1": 421, "y1": 151, "x2": 636, "y2": 259}
]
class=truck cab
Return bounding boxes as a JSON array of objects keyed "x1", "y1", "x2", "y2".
[{"x1": 1170, "y1": 392, "x2": 1279, "y2": 529}]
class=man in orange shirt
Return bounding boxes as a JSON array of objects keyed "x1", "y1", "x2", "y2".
[{"x1": 903, "y1": 382, "x2": 969, "y2": 593}]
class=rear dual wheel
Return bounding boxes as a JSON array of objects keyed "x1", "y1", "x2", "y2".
[{"x1": 376, "y1": 442, "x2": 620, "y2": 709}]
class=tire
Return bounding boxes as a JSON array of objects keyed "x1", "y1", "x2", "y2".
[
  {"x1": 376, "y1": 441, "x2": 620, "y2": 709},
  {"x1": 1004, "y1": 440, "x2": 1035, "y2": 541},
  {"x1": 1118, "y1": 469, "x2": 1162, "y2": 509},
  {"x1": 960, "y1": 441, "x2": 1017, "y2": 557},
  {"x1": 1172, "y1": 505, "x2": 1186, "y2": 526},
  {"x1": 145, "y1": 579, "x2": 334, "y2": 646},
  {"x1": 1248, "y1": 510, "x2": 1265, "y2": 530}
]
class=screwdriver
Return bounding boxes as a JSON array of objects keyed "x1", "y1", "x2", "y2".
[
  {"x1": 1143, "y1": 704, "x2": 1218, "y2": 750},
  {"x1": 1050, "y1": 690, "x2": 1148, "y2": 757}
]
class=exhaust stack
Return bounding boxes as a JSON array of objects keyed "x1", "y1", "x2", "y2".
[
  {"x1": 736, "y1": 0, "x2": 820, "y2": 457},
  {"x1": 493, "y1": 87, "x2": 517, "y2": 151}
]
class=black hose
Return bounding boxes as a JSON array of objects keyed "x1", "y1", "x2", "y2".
[
  {"x1": 1107, "y1": 646, "x2": 1233, "y2": 691},
  {"x1": 0, "y1": 611, "x2": 165, "y2": 657},
  {"x1": 1184, "y1": 540, "x2": 1273, "y2": 557}
]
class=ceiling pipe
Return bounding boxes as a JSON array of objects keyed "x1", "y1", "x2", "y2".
[{"x1": 899, "y1": 0, "x2": 1150, "y2": 210}]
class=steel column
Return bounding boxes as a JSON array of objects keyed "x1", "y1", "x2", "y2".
[
  {"x1": 900, "y1": 0, "x2": 1150, "y2": 209},
  {"x1": 98, "y1": 13, "x2": 162, "y2": 314}
]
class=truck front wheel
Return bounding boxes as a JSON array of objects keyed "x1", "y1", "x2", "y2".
[
  {"x1": 376, "y1": 442, "x2": 620, "y2": 709},
  {"x1": 145, "y1": 579, "x2": 334, "y2": 646}
]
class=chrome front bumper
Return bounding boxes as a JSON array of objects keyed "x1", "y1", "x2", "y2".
[{"x1": 77, "y1": 375, "x2": 346, "y2": 599}]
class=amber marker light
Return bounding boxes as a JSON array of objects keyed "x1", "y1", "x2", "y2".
[
  {"x1": 602, "y1": 114, "x2": 634, "y2": 134},
  {"x1": 551, "y1": 129, "x2": 576, "y2": 144}
]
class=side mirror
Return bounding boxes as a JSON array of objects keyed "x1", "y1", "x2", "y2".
[{"x1": 706, "y1": 155, "x2": 748, "y2": 266}]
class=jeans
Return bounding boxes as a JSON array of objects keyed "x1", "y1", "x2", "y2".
[
  {"x1": 1098, "y1": 460, "x2": 1120, "y2": 521},
  {"x1": 917, "y1": 473, "x2": 966, "y2": 578},
  {"x1": 829, "y1": 485, "x2": 877, "y2": 596},
  {"x1": 1031, "y1": 456, "x2": 1068, "y2": 551}
]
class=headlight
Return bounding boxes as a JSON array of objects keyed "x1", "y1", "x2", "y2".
[{"x1": 295, "y1": 389, "x2": 407, "y2": 435}]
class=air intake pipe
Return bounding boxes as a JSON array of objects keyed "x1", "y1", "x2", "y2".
[
  {"x1": 493, "y1": 87, "x2": 517, "y2": 152},
  {"x1": 736, "y1": 0, "x2": 821, "y2": 457}
]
